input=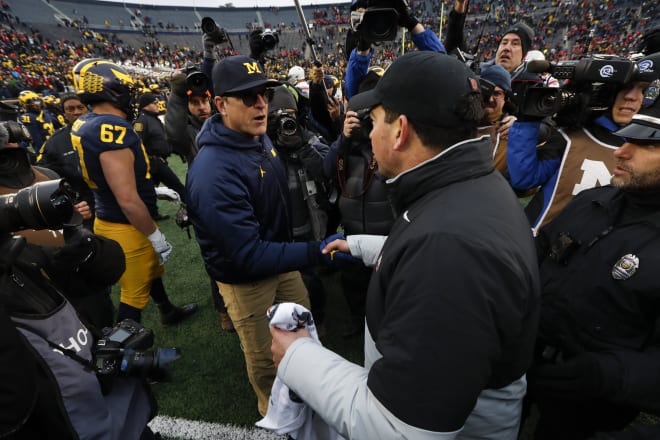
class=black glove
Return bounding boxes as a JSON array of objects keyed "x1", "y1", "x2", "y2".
[
  {"x1": 396, "y1": 0, "x2": 419, "y2": 32},
  {"x1": 56, "y1": 226, "x2": 97, "y2": 268},
  {"x1": 249, "y1": 30, "x2": 266, "y2": 61},
  {"x1": 528, "y1": 352, "x2": 621, "y2": 401}
]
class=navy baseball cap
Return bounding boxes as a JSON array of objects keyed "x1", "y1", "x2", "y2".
[
  {"x1": 348, "y1": 51, "x2": 481, "y2": 128},
  {"x1": 212, "y1": 55, "x2": 280, "y2": 96}
]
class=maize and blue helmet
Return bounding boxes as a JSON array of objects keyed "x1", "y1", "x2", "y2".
[{"x1": 73, "y1": 59, "x2": 136, "y2": 118}]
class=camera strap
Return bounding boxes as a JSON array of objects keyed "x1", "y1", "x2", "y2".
[{"x1": 12, "y1": 321, "x2": 97, "y2": 372}]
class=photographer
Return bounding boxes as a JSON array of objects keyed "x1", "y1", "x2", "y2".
[
  {"x1": 268, "y1": 85, "x2": 333, "y2": 331},
  {"x1": 0, "y1": 121, "x2": 117, "y2": 331},
  {"x1": 507, "y1": 53, "x2": 660, "y2": 233},
  {"x1": 0, "y1": 180, "x2": 161, "y2": 439}
]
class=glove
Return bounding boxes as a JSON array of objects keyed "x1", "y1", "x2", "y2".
[
  {"x1": 55, "y1": 226, "x2": 97, "y2": 268},
  {"x1": 319, "y1": 233, "x2": 357, "y2": 267},
  {"x1": 147, "y1": 229, "x2": 173, "y2": 264},
  {"x1": 277, "y1": 130, "x2": 305, "y2": 151},
  {"x1": 155, "y1": 186, "x2": 181, "y2": 202},
  {"x1": 527, "y1": 352, "x2": 620, "y2": 401},
  {"x1": 396, "y1": 0, "x2": 419, "y2": 32},
  {"x1": 249, "y1": 30, "x2": 266, "y2": 60}
]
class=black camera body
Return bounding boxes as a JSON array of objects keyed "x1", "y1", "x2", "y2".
[
  {"x1": 200, "y1": 16, "x2": 229, "y2": 45},
  {"x1": 351, "y1": 0, "x2": 400, "y2": 42},
  {"x1": 271, "y1": 109, "x2": 298, "y2": 137},
  {"x1": 94, "y1": 319, "x2": 180, "y2": 379},
  {"x1": 0, "y1": 120, "x2": 32, "y2": 144},
  {"x1": 183, "y1": 64, "x2": 210, "y2": 97},
  {"x1": 518, "y1": 57, "x2": 637, "y2": 126},
  {"x1": 261, "y1": 29, "x2": 279, "y2": 51},
  {"x1": 0, "y1": 179, "x2": 77, "y2": 234}
]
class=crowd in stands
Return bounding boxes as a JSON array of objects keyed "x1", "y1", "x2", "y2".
[{"x1": 0, "y1": 0, "x2": 658, "y2": 102}]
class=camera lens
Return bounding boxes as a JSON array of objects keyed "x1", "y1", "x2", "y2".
[
  {"x1": 278, "y1": 116, "x2": 297, "y2": 137},
  {"x1": 201, "y1": 17, "x2": 217, "y2": 34}
]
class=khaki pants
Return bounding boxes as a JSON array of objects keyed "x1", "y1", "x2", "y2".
[{"x1": 217, "y1": 271, "x2": 309, "y2": 416}]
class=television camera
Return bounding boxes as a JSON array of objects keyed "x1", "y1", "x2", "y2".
[
  {"x1": 516, "y1": 56, "x2": 638, "y2": 126},
  {"x1": 350, "y1": 0, "x2": 401, "y2": 42}
]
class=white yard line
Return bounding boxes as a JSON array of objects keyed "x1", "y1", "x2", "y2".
[{"x1": 149, "y1": 415, "x2": 286, "y2": 440}]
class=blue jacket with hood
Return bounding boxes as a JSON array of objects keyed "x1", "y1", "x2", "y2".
[{"x1": 186, "y1": 114, "x2": 316, "y2": 284}]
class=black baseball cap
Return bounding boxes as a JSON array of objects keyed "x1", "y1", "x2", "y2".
[
  {"x1": 613, "y1": 97, "x2": 660, "y2": 143},
  {"x1": 212, "y1": 55, "x2": 280, "y2": 96},
  {"x1": 348, "y1": 51, "x2": 481, "y2": 128}
]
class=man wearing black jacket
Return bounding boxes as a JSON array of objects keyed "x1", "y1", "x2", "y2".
[
  {"x1": 134, "y1": 92, "x2": 186, "y2": 206},
  {"x1": 272, "y1": 52, "x2": 540, "y2": 439}
]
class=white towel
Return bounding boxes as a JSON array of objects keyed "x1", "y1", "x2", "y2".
[{"x1": 256, "y1": 303, "x2": 344, "y2": 440}]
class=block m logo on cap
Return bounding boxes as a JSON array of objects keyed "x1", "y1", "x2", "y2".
[{"x1": 243, "y1": 62, "x2": 262, "y2": 75}]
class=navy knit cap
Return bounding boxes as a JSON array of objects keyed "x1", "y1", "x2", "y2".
[
  {"x1": 480, "y1": 64, "x2": 511, "y2": 92},
  {"x1": 503, "y1": 22, "x2": 533, "y2": 56}
]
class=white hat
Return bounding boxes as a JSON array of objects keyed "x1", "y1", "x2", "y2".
[{"x1": 287, "y1": 66, "x2": 305, "y2": 85}]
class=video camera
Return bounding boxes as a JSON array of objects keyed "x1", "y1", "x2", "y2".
[
  {"x1": 517, "y1": 56, "x2": 638, "y2": 126},
  {"x1": 0, "y1": 179, "x2": 77, "y2": 234},
  {"x1": 94, "y1": 319, "x2": 180, "y2": 381},
  {"x1": 350, "y1": 0, "x2": 400, "y2": 42}
]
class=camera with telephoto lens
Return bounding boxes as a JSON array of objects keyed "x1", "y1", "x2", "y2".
[
  {"x1": 0, "y1": 179, "x2": 77, "y2": 234},
  {"x1": 200, "y1": 16, "x2": 229, "y2": 45},
  {"x1": 0, "y1": 120, "x2": 32, "y2": 144},
  {"x1": 517, "y1": 56, "x2": 638, "y2": 126},
  {"x1": 350, "y1": 0, "x2": 400, "y2": 42},
  {"x1": 94, "y1": 319, "x2": 180, "y2": 380},
  {"x1": 182, "y1": 63, "x2": 210, "y2": 96}
]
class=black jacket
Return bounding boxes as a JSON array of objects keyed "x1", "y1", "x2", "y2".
[
  {"x1": 133, "y1": 110, "x2": 170, "y2": 158},
  {"x1": 536, "y1": 186, "x2": 660, "y2": 413},
  {"x1": 365, "y1": 136, "x2": 540, "y2": 431}
]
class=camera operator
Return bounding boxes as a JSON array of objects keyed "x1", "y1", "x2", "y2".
[
  {"x1": 507, "y1": 53, "x2": 660, "y2": 233},
  {"x1": 345, "y1": 0, "x2": 447, "y2": 101},
  {"x1": 0, "y1": 181, "x2": 163, "y2": 439},
  {"x1": 309, "y1": 66, "x2": 344, "y2": 143}
]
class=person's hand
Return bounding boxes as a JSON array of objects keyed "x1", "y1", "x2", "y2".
[
  {"x1": 327, "y1": 97, "x2": 341, "y2": 121},
  {"x1": 528, "y1": 352, "x2": 619, "y2": 400},
  {"x1": 343, "y1": 110, "x2": 361, "y2": 138},
  {"x1": 320, "y1": 233, "x2": 356, "y2": 266},
  {"x1": 311, "y1": 66, "x2": 324, "y2": 84},
  {"x1": 270, "y1": 326, "x2": 311, "y2": 367},
  {"x1": 498, "y1": 115, "x2": 517, "y2": 140},
  {"x1": 396, "y1": 0, "x2": 419, "y2": 32},
  {"x1": 147, "y1": 229, "x2": 173, "y2": 264},
  {"x1": 74, "y1": 201, "x2": 92, "y2": 220},
  {"x1": 249, "y1": 29, "x2": 266, "y2": 59},
  {"x1": 202, "y1": 32, "x2": 217, "y2": 60},
  {"x1": 454, "y1": 0, "x2": 467, "y2": 14}
]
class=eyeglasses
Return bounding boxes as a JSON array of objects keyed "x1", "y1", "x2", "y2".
[{"x1": 224, "y1": 87, "x2": 274, "y2": 107}]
